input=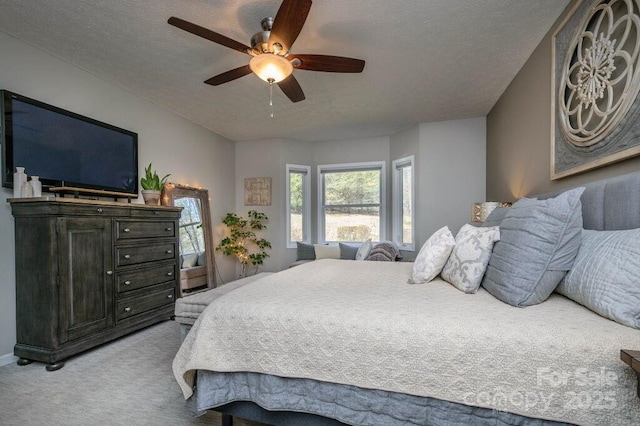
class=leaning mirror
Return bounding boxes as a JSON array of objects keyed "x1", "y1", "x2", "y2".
[{"x1": 162, "y1": 183, "x2": 215, "y2": 295}]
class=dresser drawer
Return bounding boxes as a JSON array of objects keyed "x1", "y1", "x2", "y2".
[
  {"x1": 116, "y1": 242, "x2": 176, "y2": 267},
  {"x1": 115, "y1": 220, "x2": 175, "y2": 240},
  {"x1": 130, "y1": 208, "x2": 181, "y2": 219},
  {"x1": 116, "y1": 263, "x2": 176, "y2": 293},
  {"x1": 116, "y1": 284, "x2": 175, "y2": 321}
]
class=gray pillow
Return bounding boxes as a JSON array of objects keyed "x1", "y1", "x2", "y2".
[
  {"x1": 296, "y1": 242, "x2": 316, "y2": 261},
  {"x1": 197, "y1": 251, "x2": 206, "y2": 266},
  {"x1": 482, "y1": 207, "x2": 510, "y2": 228},
  {"x1": 481, "y1": 187, "x2": 585, "y2": 307},
  {"x1": 339, "y1": 243, "x2": 358, "y2": 260},
  {"x1": 556, "y1": 229, "x2": 640, "y2": 329}
]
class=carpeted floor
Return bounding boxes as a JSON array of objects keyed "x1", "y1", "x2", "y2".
[{"x1": 0, "y1": 320, "x2": 262, "y2": 426}]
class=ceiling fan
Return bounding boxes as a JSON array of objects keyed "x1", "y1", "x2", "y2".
[{"x1": 168, "y1": 0, "x2": 365, "y2": 103}]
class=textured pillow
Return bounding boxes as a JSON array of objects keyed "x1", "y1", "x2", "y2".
[
  {"x1": 408, "y1": 226, "x2": 455, "y2": 284},
  {"x1": 339, "y1": 243, "x2": 359, "y2": 260},
  {"x1": 442, "y1": 224, "x2": 500, "y2": 293},
  {"x1": 556, "y1": 229, "x2": 640, "y2": 329},
  {"x1": 181, "y1": 253, "x2": 198, "y2": 268},
  {"x1": 366, "y1": 242, "x2": 401, "y2": 262},
  {"x1": 355, "y1": 239, "x2": 372, "y2": 261},
  {"x1": 481, "y1": 187, "x2": 585, "y2": 307},
  {"x1": 296, "y1": 242, "x2": 316, "y2": 261},
  {"x1": 482, "y1": 207, "x2": 510, "y2": 228},
  {"x1": 314, "y1": 244, "x2": 340, "y2": 259}
]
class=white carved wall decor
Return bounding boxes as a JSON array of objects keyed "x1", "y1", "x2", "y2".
[{"x1": 552, "y1": 0, "x2": 640, "y2": 179}]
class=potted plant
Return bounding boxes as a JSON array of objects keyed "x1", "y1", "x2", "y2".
[
  {"x1": 140, "y1": 163, "x2": 170, "y2": 205},
  {"x1": 215, "y1": 210, "x2": 272, "y2": 277}
]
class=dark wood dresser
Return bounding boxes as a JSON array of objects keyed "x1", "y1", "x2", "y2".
[{"x1": 9, "y1": 198, "x2": 181, "y2": 370}]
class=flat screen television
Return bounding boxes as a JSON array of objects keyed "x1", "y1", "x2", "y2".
[{"x1": 1, "y1": 90, "x2": 138, "y2": 195}]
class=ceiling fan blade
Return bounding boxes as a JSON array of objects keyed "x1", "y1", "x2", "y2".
[
  {"x1": 204, "y1": 65, "x2": 252, "y2": 86},
  {"x1": 168, "y1": 17, "x2": 250, "y2": 55},
  {"x1": 269, "y1": 0, "x2": 312, "y2": 53},
  {"x1": 277, "y1": 75, "x2": 306, "y2": 102},
  {"x1": 289, "y1": 54, "x2": 365, "y2": 73}
]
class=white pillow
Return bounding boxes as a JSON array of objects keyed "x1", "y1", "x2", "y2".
[
  {"x1": 355, "y1": 239, "x2": 372, "y2": 261},
  {"x1": 441, "y1": 224, "x2": 500, "y2": 293},
  {"x1": 408, "y1": 226, "x2": 455, "y2": 284},
  {"x1": 314, "y1": 244, "x2": 340, "y2": 259}
]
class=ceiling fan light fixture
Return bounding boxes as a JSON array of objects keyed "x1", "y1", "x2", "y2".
[{"x1": 249, "y1": 53, "x2": 293, "y2": 83}]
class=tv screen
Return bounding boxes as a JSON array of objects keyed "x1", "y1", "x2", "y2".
[{"x1": 1, "y1": 90, "x2": 138, "y2": 195}]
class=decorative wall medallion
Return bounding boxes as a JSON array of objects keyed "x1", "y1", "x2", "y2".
[{"x1": 552, "y1": 0, "x2": 640, "y2": 179}]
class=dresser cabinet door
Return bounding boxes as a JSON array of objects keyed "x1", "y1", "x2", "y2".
[{"x1": 57, "y1": 217, "x2": 114, "y2": 342}]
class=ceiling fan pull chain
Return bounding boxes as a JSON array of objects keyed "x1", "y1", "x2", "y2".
[{"x1": 268, "y1": 78, "x2": 275, "y2": 118}]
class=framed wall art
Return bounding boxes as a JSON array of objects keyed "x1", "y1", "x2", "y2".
[
  {"x1": 244, "y1": 177, "x2": 272, "y2": 206},
  {"x1": 551, "y1": 0, "x2": 640, "y2": 179}
]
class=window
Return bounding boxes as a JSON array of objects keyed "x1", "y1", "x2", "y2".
[
  {"x1": 318, "y1": 162, "x2": 386, "y2": 243},
  {"x1": 392, "y1": 155, "x2": 415, "y2": 251},
  {"x1": 286, "y1": 164, "x2": 311, "y2": 248}
]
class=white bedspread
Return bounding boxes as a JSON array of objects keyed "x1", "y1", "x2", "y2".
[{"x1": 173, "y1": 259, "x2": 640, "y2": 425}]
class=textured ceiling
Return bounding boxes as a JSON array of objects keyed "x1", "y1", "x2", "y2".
[{"x1": 0, "y1": 0, "x2": 569, "y2": 142}]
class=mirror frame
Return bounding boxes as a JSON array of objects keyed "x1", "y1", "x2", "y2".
[{"x1": 162, "y1": 183, "x2": 216, "y2": 294}]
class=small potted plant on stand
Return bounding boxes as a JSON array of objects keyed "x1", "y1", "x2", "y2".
[{"x1": 140, "y1": 163, "x2": 170, "y2": 205}]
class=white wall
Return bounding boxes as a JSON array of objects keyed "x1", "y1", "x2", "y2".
[
  {"x1": 234, "y1": 139, "x2": 313, "y2": 274},
  {"x1": 418, "y1": 118, "x2": 486, "y2": 240},
  {"x1": 312, "y1": 137, "x2": 390, "y2": 165},
  {"x1": 0, "y1": 31, "x2": 236, "y2": 364}
]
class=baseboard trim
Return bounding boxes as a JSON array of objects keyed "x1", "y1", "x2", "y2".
[{"x1": 0, "y1": 352, "x2": 18, "y2": 367}]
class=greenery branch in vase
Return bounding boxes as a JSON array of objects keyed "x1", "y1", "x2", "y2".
[
  {"x1": 140, "y1": 163, "x2": 170, "y2": 205},
  {"x1": 216, "y1": 210, "x2": 272, "y2": 278}
]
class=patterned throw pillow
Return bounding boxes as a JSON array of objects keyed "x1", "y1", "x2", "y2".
[
  {"x1": 365, "y1": 242, "x2": 401, "y2": 261},
  {"x1": 441, "y1": 224, "x2": 500, "y2": 293},
  {"x1": 296, "y1": 242, "x2": 316, "y2": 261},
  {"x1": 355, "y1": 239, "x2": 372, "y2": 261},
  {"x1": 408, "y1": 226, "x2": 455, "y2": 284}
]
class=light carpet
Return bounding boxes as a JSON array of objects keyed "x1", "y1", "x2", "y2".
[{"x1": 0, "y1": 320, "x2": 261, "y2": 426}]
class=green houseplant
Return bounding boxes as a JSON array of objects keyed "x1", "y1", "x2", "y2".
[
  {"x1": 215, "y1": 210, "x2": 271, "y2": 277},
  {"x1": 140, "y1": 163, "x2": 170, "y2": 205}
]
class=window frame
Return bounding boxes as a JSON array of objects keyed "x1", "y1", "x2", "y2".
[
  {"x1": 317, "y1": 161, "x2": 386, "y2": 244},
  {"x1": 286, "y1": 164, "x2": 311, "y2": 248},
  {"x1": 392, "y1": 155, "x2": 415, "y2": 251}
]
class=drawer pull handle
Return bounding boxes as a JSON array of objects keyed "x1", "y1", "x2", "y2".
[
  {"x1": 167, "y1": 272, "x2": 173, "y2": 276},
  {"x1": 166, "y1": 250, "x2": 173, "y2": 254},
  {"x1": 165, "y1": 227, "x2": 172, "y2": 231},
  {"x1": 123, "y1": 228, "x2": 130, "y2": 233},
  {"x1": 123, "y1": 254, "x2": 131, "y2": 259},
  {"x1": 124, "y1": 280, "x2": 131, "y2": 286},
  {"x1": 97, "y1": 208, "x2": 103, "y2": 213},
  {"x1": 124, "y1": 307, "x2": 131, "y2": 313},
  {"x1": 154, "y1": 211, "x2": 160, "y2": 215},
  {"x1": 167, "y1": 294, "x2": 173, "y2": 299},
  {"x1": 106, "y1": 270, "x2": 113, "y2": 276}
]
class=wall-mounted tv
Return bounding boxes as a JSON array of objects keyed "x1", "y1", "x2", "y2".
[{"x1": 1, "y1": 90, "x2": 138, "y2": 195}]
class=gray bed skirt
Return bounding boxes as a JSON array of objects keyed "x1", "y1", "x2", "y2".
[{"x1": 191, "y1": 371, "x2": 574, "y2": 426}]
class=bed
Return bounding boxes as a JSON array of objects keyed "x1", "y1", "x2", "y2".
[{"x1": 173, "y1": 171, "x2": 640, "y2": 426}]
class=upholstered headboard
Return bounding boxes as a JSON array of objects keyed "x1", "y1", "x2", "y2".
[{"x1": 538, "y1": 171, "x2": 640, "y2": 231}]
